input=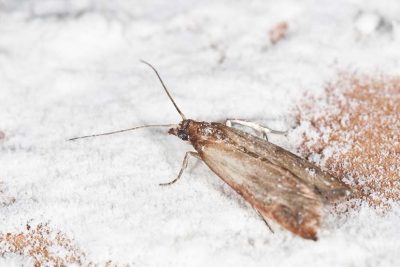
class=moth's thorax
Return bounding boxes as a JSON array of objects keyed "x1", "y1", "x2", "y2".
[{"x1": 168, "y1": 119, "x2": 229, "y2": 148}]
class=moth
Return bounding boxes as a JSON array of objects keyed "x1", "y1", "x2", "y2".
[{"x1": 70, "y1": 61, "x2": 351, "y2": 240}]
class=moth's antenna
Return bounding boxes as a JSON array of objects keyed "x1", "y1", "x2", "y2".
[
  {"x1": 140, "y1": 60, "x2": 186, "y2": 120},
  {"x1": 68, "y1": 124, "x2": 175, "y2": 141}
]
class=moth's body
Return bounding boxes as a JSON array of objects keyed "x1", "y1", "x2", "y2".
[
  {"x1": 71, "y1": 61, "x2": 352, "y2": 241},
  {"x1": 169, "y1": 119, "x2": 350, "y2": 240}
]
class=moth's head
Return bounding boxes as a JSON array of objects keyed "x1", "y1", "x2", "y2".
[{"x1": 168, "y1": 119, "x2": 192, "y2": 141}]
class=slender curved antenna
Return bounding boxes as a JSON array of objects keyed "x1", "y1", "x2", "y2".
[
  {"x1": 68, "y1": 124, "x2": 176, "y2": 141},
  {"x1": 140, "y1": 60, "x2": 186, "y2": 120}
]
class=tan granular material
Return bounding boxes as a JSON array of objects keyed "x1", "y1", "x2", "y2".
[
  {"x1": 269, "y1": 21, "x2": 288, "y2": 45},
  {"x1": 0, "y1": 223, "x2": 85, "y2": 266},
  {"x1": 297, "y1": 74, "x2": 400, "y2": 206},
  {"x1": 0, "y1": 223, "x2": 128, "y2": 266}
]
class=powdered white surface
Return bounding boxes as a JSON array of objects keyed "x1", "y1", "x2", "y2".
[{"x1": 0, "y1": 0, "x2": 399, "y2": 266}]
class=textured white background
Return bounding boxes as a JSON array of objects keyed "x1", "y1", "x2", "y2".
[{"x1": 0, "y1": 0, "x2": 399, "y2": 266}]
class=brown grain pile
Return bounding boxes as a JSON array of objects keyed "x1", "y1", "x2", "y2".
[
  {"x1": 297, "y1": 74, "x2": 400, "y2": 206},
  {"x1": 0, "y1": 223, "x2": 85, "y2": 266},
  {"x1": 0, "y1": 223, "x2": 129, "y2": 266}
]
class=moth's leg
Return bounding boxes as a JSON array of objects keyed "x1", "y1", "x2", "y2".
[
  {"x1": 224, "y1": 118, "x2": 249, "y2": 128},
  {"x1": 159, "y1": 151, "x2": 200, "y2": 186},
  {"x1": 225, "y1": 119, "x2": 287, "y2": 140},
  {"x1": 254, "y1": 209, "x2": 274, "y2": 234}
]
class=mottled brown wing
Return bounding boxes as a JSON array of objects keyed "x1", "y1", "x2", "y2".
[
  {"x1": 200, "y1": 141, "x2": 322, "y2": 240},
  {"x1": 217, "y1": 123, "x2": 351, "y2": 202}
]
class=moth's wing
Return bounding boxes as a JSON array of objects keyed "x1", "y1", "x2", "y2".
[
  {"x1": 200, "y1": 141, "x2": 322, "y2": 240},
  {"x1": 219, "y1": 124, "x2": 351, "y2": 202}
]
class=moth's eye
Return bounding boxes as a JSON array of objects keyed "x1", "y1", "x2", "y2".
[{"x1": 177, "y1": 130, "x2": 189, "y2": 141}]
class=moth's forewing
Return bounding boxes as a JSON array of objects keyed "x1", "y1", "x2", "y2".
[
  {"x1": 220, "y1": 125, "x2": 351, "y2": 202},
  {"x1": 186, "y1": 121, "x2": 350, "y2": 240},
  {"x1": 199, "y1": 137, "x2": 321, "y2": 240}
]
